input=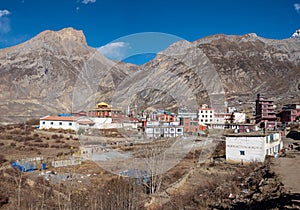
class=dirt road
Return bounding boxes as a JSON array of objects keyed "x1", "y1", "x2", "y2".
[{"x1": 272, "y1": 138, "x2": 300, "y2": 193}]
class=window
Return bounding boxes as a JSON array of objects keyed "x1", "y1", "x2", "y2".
[
  {"x1": 240, "y1": 151, "x2": 245, "y2": 156},
  {"x1": 201, "y1": 111, "x2": 203, "y2": 113},
  {"x1": 59, "y1": 122, "x2": 62, "y2": 125},
  {"x1": 177, "y1": 128, "x2": 182, "y2": 133},
  {"x1": 210, "y1": 111, "x2": 212, "y2": 113},
  {"x1": 50, "y1": 122, "x2": 53, "y2": 125},
  {"x1": 42, "y1": 122, "x2": 45, "y2": 125},
  {"x1": 69, "y1": 123, "x2": 72, "y2": 126}
]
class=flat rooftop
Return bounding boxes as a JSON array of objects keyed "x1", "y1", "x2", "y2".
[{"x1": 224, "y1": 131, "x2": 280, "y2": 137}]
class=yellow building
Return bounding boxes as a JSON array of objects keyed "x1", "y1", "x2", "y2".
[{"x1": 88, "y1": 102, "x2": 123, "y2": 118}]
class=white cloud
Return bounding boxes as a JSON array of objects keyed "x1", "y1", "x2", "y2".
[
  {"x1": 0, "y1": 10, "x2": 10, "y2": 17},
  {"x1": 82, "y1": 0, "x2": 96, "y2": 4},
  {"x1": 0, "y1": 10, "x2": 11, "y2": 34},
  {"x1": 295, "y1": 3, "x2": 300, "y2": 13},
  {"x1": 97, "y1": 42, "x2": 131, "y2": 61}
]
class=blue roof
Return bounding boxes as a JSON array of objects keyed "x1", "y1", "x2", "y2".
[{"x1": 58, "y1": 113, "x2": 72, "y2": 117}]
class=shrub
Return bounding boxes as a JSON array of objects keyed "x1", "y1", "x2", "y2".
[
  {"x1": 0, "y1": 154, "x2": 7, "y2": 164},
  {"x1": 26, "y1": 118, "x2": 40, "y2": 125},
  {"x1": 57, "y1": 152, "x2": 63, "y2": 157},
  {"x1": 5, "y1": 135, "x2": 13, "y2": 140},
  {"x1": 34, "y1": 138, "x2": 43, "y2": 143},
  {"x1": 6, "y1": 126, "x2": 14, "y2": 130},
  {"x1": 10, "y1": 143, "x2": 16, "y2": 147},
  {"x1": 15, "y1": 136, "x2": 23, "y2": 142},
  {"x1": 55, "y1": 140, "x2": 65, "y2": 144},
  {"x1": 51, "y1": 134, "x2": 58, "y2": 139},
  {"x1": 9, "y1": 129, "x2": 22, "y2": 135}
]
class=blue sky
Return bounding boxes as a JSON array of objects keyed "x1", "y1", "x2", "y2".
[{"x1": 0, "y1": 0, "x2": 299, "y2": 64}]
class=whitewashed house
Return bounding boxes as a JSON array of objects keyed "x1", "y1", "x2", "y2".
[
  {"x1": 39, "y1": 116, "x2": 79, "y2": 130},
  {"x1": 225, "y1": 132, "x2": 283, "y2": 163},
  {"x1": 198, "y1": 104, "x2": 214, "y2": 125},
  {"x1": 39, "y1": 115, "x2": 120, "y2": 131},
  {"x1": 145, "y1": 121, "x2": 184, "y2": 138}
]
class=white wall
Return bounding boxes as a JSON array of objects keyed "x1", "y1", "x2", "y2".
[
  {"x1": 226, "y1": 136, "x2": 266, "y2": 162},
  {"x1": 122, "y1": 122, "x2": 139, "y2": 129},
  {"x1": 40, "y1": 120, "x2": 77, "y2": 130},
  {"x1": 265, "y1": 133, "x2": 283, "y2": 156},
  {"x1": 198, "y1": 109, "x2": 214, "y2": 124},
  {"x1": 226, "y1": 133, "x2": 283, "y2": 163},
  {"x1": 233, "y1": 112, "x2": 246, "y2": 123},
  {"x1": 51, "y1": 159, "x2": 81, "y2": 168},
  {"x1": 146, "y1": 121, "x2": 160, "y2": 126},
  {"x1": 145, "y1": 126, "x2": 184, "y2": 138}
]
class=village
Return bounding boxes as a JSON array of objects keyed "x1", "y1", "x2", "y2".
[
  {"x1": 0, "y1": 93, "x2": 299, "y2": 209},
  {"x1": 36, "y1": 93, "x2": 299, "y2": 165}
]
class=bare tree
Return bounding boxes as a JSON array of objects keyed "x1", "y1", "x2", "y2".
[
  {"x1": 137, "y1": 138, "x2": 176, "y2": 194},
  {"x1": 13, "y1": 168, "x2": 23, "y2": 210},
  {"x1": 94, "y1": 176, "x2": 144, "y2": 210}
]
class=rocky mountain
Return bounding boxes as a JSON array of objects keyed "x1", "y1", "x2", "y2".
[
  {"x1": 0, "y1": 28, "x2": 300, "y2": 123},
  {"x1": 114, "y1": 33, "x2": 300, "y2": 113},
  {"x1": 0, "y1": 28, "x2": 137, "y2": 123}
]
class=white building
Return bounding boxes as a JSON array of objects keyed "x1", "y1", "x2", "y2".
[
  {"x1": 178, "y1": 107, "x2": 198, "y2": 119},
  {"x1": 225, "y1": 132, "x2": 283, "y2": 163},
  {"x1": 39, "y1": 115, "x2": 116, "y2": 131},
  {"x1": 39, "y1": 116, "x2": 79, "y2": 130},
  {"x1": 145, "y1": 121, "x2": 184, "y2": 138},
  {"x1": 228, "y1": 107, "x2": 237, "y2": 113},
  {"x1": 198, "y1": 104, "x2": 214, "y2": 125},
  {"x1": 233, "y1": 112, "x2": 246, "y2": 124}
]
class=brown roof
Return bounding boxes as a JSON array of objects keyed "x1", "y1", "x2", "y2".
[
  {"x1": 77, "y1": 120, "x2": 95, "y2": 125},
  {"x1": 40, "y1": 116, "x2": 77, "y2": 121}
]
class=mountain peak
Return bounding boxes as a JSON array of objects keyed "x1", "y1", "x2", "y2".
[
  {"x1": 291, "y1": 29, "x2": 300, "y2": 38},
  {"x1": 33, "y1": 27, "x2": 87, "y2": 45}
]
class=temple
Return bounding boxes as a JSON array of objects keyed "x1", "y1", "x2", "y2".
[{"x1": 88, "y1": 102, "x2": 124, "y2": 118}]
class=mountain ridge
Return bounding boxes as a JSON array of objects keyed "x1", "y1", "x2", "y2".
[{"x1": 0, "y1": 28, "x2": 299, "y2": 123}]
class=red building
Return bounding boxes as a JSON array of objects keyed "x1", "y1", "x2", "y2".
[
  {"x1": 183, "y1": 118, "x2": 206, "y2": 135},
  {"x1": 280, "y1": 104, "x2": 300, "y2": 123},
  {"x1": 157, "y1": 113, "x2": 175, "y2": 122},
  {"x1": 255, "y1": 94, "x2": 277, "y2": 129}
]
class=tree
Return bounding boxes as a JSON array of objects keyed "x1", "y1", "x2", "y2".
[{"x1": 138, "y1": 138, "x2": 176, "y2": 194}]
